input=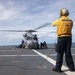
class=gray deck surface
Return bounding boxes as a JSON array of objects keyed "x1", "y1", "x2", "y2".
[{"x1": 0, "y1": 46, "x2": 75, "y2": 75}]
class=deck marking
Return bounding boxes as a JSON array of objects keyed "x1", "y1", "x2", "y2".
[
  {"x1": 0, "y1": 55, "x2": 39, "y2": 57},
  {"x1": 0, "y1": 54, "x2": 75, "y2": 57},
  {"x1": 0, "y1": 50, "x2": 21, "y2": 52},
  {"x1": 32, "y1": 49, "x2": 75, "y2": 75}
]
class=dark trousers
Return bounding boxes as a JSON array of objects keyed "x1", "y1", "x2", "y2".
[{"x1": 55, "y1": 37, "x2": 74, "y2": 70}]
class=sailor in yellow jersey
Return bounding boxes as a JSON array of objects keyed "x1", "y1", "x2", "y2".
[{"x1": 52, "y1": 8, "x2": 75, "y2": 73}]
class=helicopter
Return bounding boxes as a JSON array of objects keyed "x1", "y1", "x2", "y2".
[
  {"x1": 22, "y1": 30, "x2": 39, "y2": 49},
  {"x1": 0, "y1": 23, "x2": 53, "y2": 49}
]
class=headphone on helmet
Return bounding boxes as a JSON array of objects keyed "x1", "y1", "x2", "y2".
[{"x1": 60, "y1": 8, "x2": 69, "y2": 16}]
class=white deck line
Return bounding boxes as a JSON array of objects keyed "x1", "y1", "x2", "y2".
[
  {"x1": 0, "y1": 55, "x2": 39, "y2": 57},
  {"x1": 0, "y1": 54, "x2": 75, "y2": 57},
  {"x1": 32, "y1": 49, "x2": 75, "y2": 75}
]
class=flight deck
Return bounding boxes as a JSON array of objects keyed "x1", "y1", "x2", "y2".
[{"x1": 0, "y1": 46, "x2": 75, "y2": 75}]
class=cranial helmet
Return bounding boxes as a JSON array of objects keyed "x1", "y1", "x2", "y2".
[{"x1": 60, "y1": 8, "x2": 69, "y2": 16}]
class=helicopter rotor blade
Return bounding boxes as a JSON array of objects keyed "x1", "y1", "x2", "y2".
[
  {"x1": 34, "y1": 23, "x2": 51, "y2": 30},
  {"x1": 0, "y1": 30, "x2": 26, "y2": 32},
  {"x1": 0, "y1": 23, "x2": 51, "y2": 32}
]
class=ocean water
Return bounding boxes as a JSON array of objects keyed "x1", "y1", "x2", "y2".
[{"x1": 72, "y1": 43, "x2": 75, "y2": 48}]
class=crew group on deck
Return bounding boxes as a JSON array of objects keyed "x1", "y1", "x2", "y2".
[
  {"x1": 39, "y1": 41, "x2": 47, "y2": 49},
  {"x1": 15, "y1": 40, "x2": 47, "y2": 49}
]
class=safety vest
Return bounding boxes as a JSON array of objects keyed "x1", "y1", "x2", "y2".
[{"x1": 52, "y1": 16, "x2": 73, "y2": 37}]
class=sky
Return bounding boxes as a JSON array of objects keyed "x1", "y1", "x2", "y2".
[{"x1": 0, "y1": 0, "x2": 75, "y2": 45}]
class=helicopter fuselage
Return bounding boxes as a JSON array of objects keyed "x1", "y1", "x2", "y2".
[{"x1": 23, "y1": 33, "x2": 39, "y2": 49}]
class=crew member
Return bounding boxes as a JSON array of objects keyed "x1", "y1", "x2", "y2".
[{"x1": 52, "y1": 8, "x2": 75, "y2": 73}]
